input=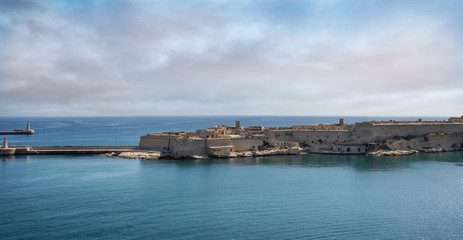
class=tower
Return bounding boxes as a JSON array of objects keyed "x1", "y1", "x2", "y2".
[
  {"x1": 339, "y1": 118, "x2": 344, "y2": 126},
  {"x1": 27, "y1": 122, "x2": 30, "y2": 131},
  {"x1": 2, "y1": 138, "x2": 8, "y2": 149},
  {"x1": 235, "y1": 121, "x2": 242, "y2": 134}
]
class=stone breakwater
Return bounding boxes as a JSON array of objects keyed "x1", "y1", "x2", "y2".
[{"x1": 1, "y1": 146, "x2": 138, "y2": 156}]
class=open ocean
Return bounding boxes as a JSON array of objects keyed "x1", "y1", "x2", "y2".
[{"x1": 1, "y1": 116, "x2": 463, "y2": 239}]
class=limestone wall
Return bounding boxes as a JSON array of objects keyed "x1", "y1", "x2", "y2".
[
  {"x1": 355, "y1": 123, "x2": 463, "y2": 141},
  {"x1": 138, "y1": 135, "x2": 172, "y2": 150},
  {"x1": 292, "y1": 125, "x2": 345, "y2": 130},
  {"x1": 206, "y1": 137, "x2": 264, "y2": 151},
  {"x1": 138, "y1": 120, "x2": 463, "y2": 157},
  {"x1": 331, "y1": 144, "x2": 366, "y2": 154},
  {"x1": 231, "y1": 138, "x2": 265, "y2": 151},
  {"x1": 449, "y1": 116, "x2": 463, "y2": 123},
  {"x1": 270, "y1": 141, "x2": 300, "y2": 147},
  {"x1": 206, "y1": 138, "x2": 233, "y2": 147},
  {"x1": 172, "y1": 139, "x2": 207, "y2": 158},
  {"x1": 268, "y1": 130, "x2": 351, "y2": 145},
  {"x1": 207, "y1": 146, "x2": 234, "y2": 156}
]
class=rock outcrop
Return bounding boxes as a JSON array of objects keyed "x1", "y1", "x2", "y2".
[
  {"x1": 366, "y1": 150, "x2": 419, "y2": 157},
  {"x1": 107, "y1": 146, "x2": 303, "y2": 160},
  {"x1": 382, "y1": 132, "x2": 463, "y2": 152},
  {"x1": 105, "y1": 151, "x2": 162, "y2": 160}
]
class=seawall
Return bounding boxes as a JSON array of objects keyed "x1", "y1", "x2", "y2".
[
  {"x1": 0, "y1": 131, "x2": 34, "y2": 135},
  {"x1": 6, "y1": 146, "x2": 138, "y2": 155}
]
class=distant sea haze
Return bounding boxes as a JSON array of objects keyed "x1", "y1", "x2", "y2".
[{"x1": 0, "y1": 116, "x2": 449, "y2": 146}]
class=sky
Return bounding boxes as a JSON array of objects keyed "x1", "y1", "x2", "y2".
[{"x1": 0, "y1": 0, "x2": 462, "y2": 117}]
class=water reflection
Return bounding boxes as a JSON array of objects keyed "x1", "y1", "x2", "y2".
[
  {"x1": 1, "y1": 152, "x2": 462, "y2": 172},
  {"x1": 2, "y1": 155, "x2": 16, "y2": 162},
  {"x1": 140, "y1": 151, "x2": 463, "y2": 172}
]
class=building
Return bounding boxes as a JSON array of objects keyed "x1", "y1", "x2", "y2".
[{"x1": 138, "y1": 117, "x2": 463, "y2": 158}]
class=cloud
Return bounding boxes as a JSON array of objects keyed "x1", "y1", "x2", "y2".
[{"x1": 0, "y1": 0, "x2": 462, "y2": 116}]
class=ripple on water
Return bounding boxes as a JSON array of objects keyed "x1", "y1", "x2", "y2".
[{"x1": 1, "y1": 153, "x2": 463, "y2": 239}]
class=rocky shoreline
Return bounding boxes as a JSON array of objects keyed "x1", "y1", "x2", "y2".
[
  {"x1": 366, "y1": 149, "x2": 419, "y2": 156},
  {"x1": 104, "y1": 148, "x2": 458, "y2": 160},
  {"x1": 105, "y1": 146, "x2": 460, "y2": 160},
  {"x1": 105, "y1": 146, "x2": 304, "y2": 160},
  {"x1": 366, "y1": 147, "x2": 458, "y2": 156}
]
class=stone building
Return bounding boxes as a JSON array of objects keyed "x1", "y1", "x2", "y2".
[{"x1": 138, "y1": 117, "x2": 463, "y2": 158}]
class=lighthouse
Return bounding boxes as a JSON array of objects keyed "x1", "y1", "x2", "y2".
[
  {"x1": 25, "y1": 122, "x2": 34, "y2": 134},
  {"x1": 0, "y1": 138, "x2": 15, "y2": 155}
]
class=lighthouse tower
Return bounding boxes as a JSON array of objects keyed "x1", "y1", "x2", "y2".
[
  {"x1": 2, "y1": 138, "x2": 8, "y2": 149},
  {"x1": 25, "y1": 122, "x2": 34, "y2": 134}
]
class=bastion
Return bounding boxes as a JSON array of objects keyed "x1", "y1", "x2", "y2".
[{"x1": 137, "y1": 117, "x2": 463, "y2": 158}]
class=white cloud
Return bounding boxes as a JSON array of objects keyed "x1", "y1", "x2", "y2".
[{"x1": 0, "y1": 0, "x2": 462, "y2": 116}]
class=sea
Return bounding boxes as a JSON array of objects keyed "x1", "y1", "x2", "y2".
[{"x1": 1, "y1": 116, "x2": 462, "y2": 239}]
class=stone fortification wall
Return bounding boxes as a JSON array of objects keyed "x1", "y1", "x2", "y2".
[
  {"x1": 355, "y1": 123, "x2": 463, "y2": 141},
  {"x1": 137, "y1": 118, "x2": 463, "y2": 157},
  {"x1": 206, "y1": 138, "x2": 265, "y2": 151},
  {"x1": 207, "y1": 146, "x2": 234, "y2": 156},
  {"x1": 292, "y1": 125, "x2": 345, "y2": 130},
  {"x1": 173, "y1": 139, "x2": 207, "y2": 158},
  {"x1": 449, "y1": 116, "x2": 463, "y2": 123},
  {"x1": 231, "y1": 138, "x2": 265, "y2": 151},
  {"x1": 267, "y1": 130, "x2": 351, "y2": 145},
  {"x1": 138, "y1": 134, "x2": 172, "y2": 150},
  {"x1": 267, "y1": 130, "x2": 353, "y2": 152},
  {"x1": 206, "y1": 138, "x2": 233, "y2": 147},
  {"x1": 270, "y1": 141, "x2": 300, "y2": 147},
  {"x1": 331, "y1": 143, "x2": 366, "y2": 154}
]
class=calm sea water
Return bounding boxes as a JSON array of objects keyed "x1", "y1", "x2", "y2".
[{"x1": 1, "y1": 116, "x2": 462, "y2": 239}]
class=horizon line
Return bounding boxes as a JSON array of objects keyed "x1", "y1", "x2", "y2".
[{"x1": 0, "y1": 115, "x2": 457, "y2": 118}]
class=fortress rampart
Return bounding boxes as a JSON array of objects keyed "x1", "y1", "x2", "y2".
[
  {"x1": 353, "y1": 121, "x2": 463, "y2": 141},
  {"x1": 138, "y1": 117, "x2": 463, "y2": 158}
]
